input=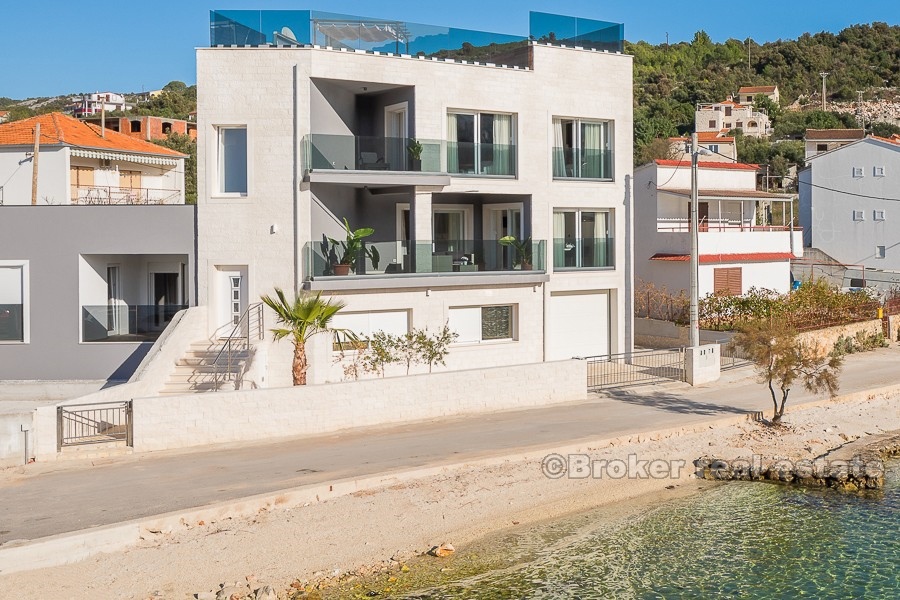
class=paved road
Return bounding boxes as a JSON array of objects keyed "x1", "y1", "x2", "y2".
[{"x1": 1, "y1": 348, "x2": 898, "y2": 545}]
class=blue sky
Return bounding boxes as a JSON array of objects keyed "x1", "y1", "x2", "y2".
[{"x1": 1, "y1": 1, "x2": 897, "y2": 98}]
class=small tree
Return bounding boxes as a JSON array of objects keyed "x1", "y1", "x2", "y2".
[
  {"x1": 416, "y1": 325, "x2": 458, "y2": 373},
  {"x1": 260, "y1": 289, "x2": 350, "y2": 386},
  {"x1": 393, "y1": 331, "x2": 423, "y2": 375},
  {"x1": 361, "y1": 331, "x2": 396, "y2": 378},
  {"x1": 733, "y1": 320, "x2": 843, "y2": 424}
]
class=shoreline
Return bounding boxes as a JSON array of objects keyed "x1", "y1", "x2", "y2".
[{"x1": 1, "y1": 391, "x2": 899, "y2": 599}]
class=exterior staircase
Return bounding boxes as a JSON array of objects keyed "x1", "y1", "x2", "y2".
[
  {"x1": 158, "y1": 340, "x2": 251, "y2": 395},
  {"x1": 158, "y1": 303, "x2": 264, "y2": 396}
]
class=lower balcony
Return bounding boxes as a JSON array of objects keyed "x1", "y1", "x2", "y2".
[
  {"x1": 81, "y1": 304, "x2": 186, "y2": 342},
  {"x1": 71, "y1": 185, "x2": 182, "y2": 205},
  {"x1": 304, "y1": 239, "x2": 547, "y2": 290}
]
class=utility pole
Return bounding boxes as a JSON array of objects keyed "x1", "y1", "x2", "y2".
[
  {"x1": 689, "y1": 133, "x2": 700, "y2": 348},
  {"x1": 819, "y1": 72, "x2": 829, "y2": 111},
  {"x1": 30, "y1": 122, "x2": 40, "y2": 206}
]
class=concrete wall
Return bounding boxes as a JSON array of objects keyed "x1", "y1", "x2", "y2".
[
  {"x1": 0, "y1": 410, "x2": 33, "y2": 468},
  {"x1": 0, "y1": 205, "x2": 196, "y2": 381},
  {"x1": 795, "y1": 319, "x2": 883, "y2": 352},
  {"x1": 131, "y1": 359, "x2": 586, "y2": 452},
  {"x1": 802, "y1": 139, "x2": 900, "y2": 277},
  {"x1": 0, "y1": 146, "x2": 69, "y2": 206}
]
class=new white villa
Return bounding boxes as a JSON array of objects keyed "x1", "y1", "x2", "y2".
[
  {"x1": 634, "y1": 160, "x2": 802, "y2": 296},
  {"x1": 197, "y1": 9, "x2": 634, "y2": 385}
]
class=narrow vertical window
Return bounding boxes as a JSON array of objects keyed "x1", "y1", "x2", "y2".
[{"x1": 219, "y1": 127, "x2": 248, "y2": 194}]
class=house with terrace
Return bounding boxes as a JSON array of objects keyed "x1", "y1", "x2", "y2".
[
  {"x1": 197, "y1": 9, "x2": 633, "y2": 386},
  {"x1": 634, "y1": 159, "x2": 802, "y2": 297},
  {"x1": 0, "y1": 114, "x2": 194, "y2": 382}
]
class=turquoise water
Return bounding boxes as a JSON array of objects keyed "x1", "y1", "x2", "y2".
[{"x1": 405, "y1": 460, "x2": 899, "y2": 599}]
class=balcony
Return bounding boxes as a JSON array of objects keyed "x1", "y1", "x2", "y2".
[
  {"x1": 71, "y1": 186, "x2": 182, "y2": 205},
  {"x1": 447, "y1": 142, "x2": 516, "y2": 177},
  {"x1": 653, "y1": 223, "x2": 802, "y2": 257},
  {"x1": 82, "y1": 304, "x2": 186, "y2": 342},
  {"x1": 552, "y1": 237, "x2": 615, "y2": 269},
  {"x1": 552, "y1": 147, "x2": 613, "y2": 180},
  {"x1": 304, "y1": 239, "x2": 547, "y2": 289}
]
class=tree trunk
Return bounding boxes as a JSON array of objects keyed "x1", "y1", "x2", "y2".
[
  {"x1": 292, "y1": 341, "x2": 308, "y2": 386},
  {"x1": 767, "y1": 377, "x2": 779, "y2": 422},
  {"x1": 773, "y1": 387, "x2": 790, "y2": 423}
]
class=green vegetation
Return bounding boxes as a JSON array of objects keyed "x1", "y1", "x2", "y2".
[{"x1": 152, "y1": 132, "x2": 196, "y2": 204}]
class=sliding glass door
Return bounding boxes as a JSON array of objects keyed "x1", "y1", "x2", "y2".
[
  {"x1": 448, "y1": 111, "x2": 515, "y2": 176},
  {"x1": 553, "y1": 210, "x2": 613, "y2": 269},
  {"x1": 552, "y1": 118, "x2": 612, "y2": 179}
]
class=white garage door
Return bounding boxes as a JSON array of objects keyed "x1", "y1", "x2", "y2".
[{"x1": 548, "y1": 290, "x2": 610, "y2": 360}]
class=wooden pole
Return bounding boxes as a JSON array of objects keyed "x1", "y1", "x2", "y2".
[{"x1": 31, "y1": 122, "x2": 40, "y2": 205}]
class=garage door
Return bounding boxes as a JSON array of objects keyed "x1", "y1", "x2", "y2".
[{"x1": 548, "y1": 290, "x2": 610, "y2": 360}]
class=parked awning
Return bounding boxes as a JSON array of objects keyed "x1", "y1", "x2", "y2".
[{"x1": 71, "y1": 148, "x2": 180, "y2": 167}]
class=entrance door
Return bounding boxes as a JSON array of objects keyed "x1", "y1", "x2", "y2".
[
  {"x1": 216, "y1": 267, "x2": 248, "y2": 336},
  {"x1": 384, "y1": 102, "x2": 408, "y2": 170},
  {"x1": 151, "y1": 272, "x2": 180, "y2": 328}
]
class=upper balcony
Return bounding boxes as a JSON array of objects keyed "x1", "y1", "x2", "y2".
[{"x1": 71, "y1": 185, "x2": 183, "y2": 205}]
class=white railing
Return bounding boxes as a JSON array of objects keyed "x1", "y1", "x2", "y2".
[{"x1": 70, "y1": 185, "x2": 182, "y2": 205}]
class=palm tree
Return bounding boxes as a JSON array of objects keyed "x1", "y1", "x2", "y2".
[{"x1": 260, "y1": 288, "x2": 349, "y2": 386}]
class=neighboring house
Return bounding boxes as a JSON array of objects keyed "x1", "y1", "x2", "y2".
[
  {"x1": 82, "y1": 116, "x2": 198, "y2": 141},
  {"x1": 197, "y1": 9, "x2": 633, "y2": 385},
  {"x1": 0, "y1": 112, "x2": 186, "y2": 206},
  {"x1": 695, "y1": 97, "x2": 771, "y2": 138},
  {"x1": 634, "y1": 160, "x2": 802, "y2": 297},
  {"x1": 0, "y1": 114, "x2": 194, "y2": 380},
  {"x1": 72, "y1": 92, "x2": 130, "y2": 116},
  {"x1": 0, "y1": 111, "x2": 9, "y2": 124},
  {"x1": 798, "y1": 136, "x2": 900, "y2": 288},
  {"x1": 804, "y1": 128, "x2": 866, "y2": 161},
  {"x1": 669, "y1": 132, "x2": 737, "y2": 162},
  {"x1": 738, "y1": 85, "x2": 779, "y2": 106}
]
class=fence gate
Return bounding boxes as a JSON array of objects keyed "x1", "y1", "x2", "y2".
[
  {"x1": 581, "y1": 348, "x2": 686, "y2": 390},
  {"x1": 57, "y1": 401, "x2": 133, "y2": 450}
]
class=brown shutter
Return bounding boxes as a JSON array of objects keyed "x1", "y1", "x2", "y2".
[{"x1": 714, "y1": 267, "x2": 742, "y2": 295}]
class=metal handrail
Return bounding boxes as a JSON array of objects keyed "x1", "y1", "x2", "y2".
[
  {"x1": 70, "y1": 185, "x2": 182, "y2": 205},
  {"x1": 212, "y1": 302, "x2": 264, "y2": 391}
]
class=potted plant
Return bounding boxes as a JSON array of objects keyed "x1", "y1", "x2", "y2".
[
  {"x1": 407, "y1": 138, "x2": 423, "y2": 172},
  {"x1": 499, "y1": 235, "x2": 533, "y2": 270},
  {"x1": 328, "y1": 218, "x2": 381, "y2": 275}
]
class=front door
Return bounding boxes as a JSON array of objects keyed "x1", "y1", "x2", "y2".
[{"x1": 217, "y1": 267, "x2": 248, "y2": 337}]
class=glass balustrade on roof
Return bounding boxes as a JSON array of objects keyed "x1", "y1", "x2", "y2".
[{"x1": 210, "y1": 10, "x2": 623, "y2": 58}]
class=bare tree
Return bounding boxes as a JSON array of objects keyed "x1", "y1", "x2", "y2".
[{"x1": 733, "y1": 321, "x2": 843, "y2": 424}]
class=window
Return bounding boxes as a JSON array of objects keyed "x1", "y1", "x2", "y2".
[
  {"x1": 874, "y1": 166, "x2": 886, "y2": 177},
  {"x1": 449, "y1": 305, "x2": 515, "y2": 343},
  {"x1": 725, "y1": 107, "x2": 732, "y2": 117},
  {"x1": 0, "y1": 262, "x2": 27, "y2": 343},
  {"x1": 853, "y1": 210, "x2": 865, "y2": 221},
  {"x1": 332, "y1": 310, "x2": 409, "y2": 350},
  {"x1": 852, "y1": 167, "x2": 864, "y2": 178},
  {"x1": 162, "y1": 122, "x2": 173, "y2": 135},
  {"x1": 713, "y1": 267, "x2": 742, "y2": 296},
  {"x1": 552, "y1": 117, "x2": 612, "y2": 179},
  {"x1": 218, "y1": 126, "x2": 248, "y2": 194},
  {"x1": 707, "y1": 144, "x2": 719, "y2": 154},
  {"x1": 130, "y1": 120, "x2": 142, "y2": 133},
  {"x1": 736, "y1": 121, "x2": 744, "y2": 129},
  {"x1": 447, "y1": 111, "x2": 515, "y2": 176},
  {"x1": 816, "y1": 144, "x2": 828, "y2": 152},
  {"x1": 724, "y1": 122, "x2": 732, "y2": 129},
  {"x1": 745, "y1": 95, "x2": 754, "y2": 103},
  {"x1": 874, "y1": 210, "x2": 886, "y2": 221},
  {"x1": 747, "y1": 121, "x2": 757, "y2": 128},
  {"x1": 876, "y1": 246, "x2": 886, "y2": 259},
  {"x1": 553, "y1": 210, "x2": 613, "y2": 268},
  {"x1": 708, "y1": 120, "x2": 717, "y2": 129}
]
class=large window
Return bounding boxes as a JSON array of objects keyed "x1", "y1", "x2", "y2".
[
  {"x1": 552, "y1": 118, "x2": 612, "y2": 179},
  {"x1": 553, "y1": 210, "x2": 613, "y2": 269},
  {"x1": 218, "y1": 126, "x2": 248, "y2": 194},
  {"x1": 447, "y1": 111, "x2": 515, "y2": 176},
  {"x1": 332, "y1": 310, "x2": 409, "y2": 350},
  {"x1": 0, "y1": 263, "x2": 26, "y2": 342},
  {"x1": 449, "y1": 305, "x2": 515, "y2": 344}
]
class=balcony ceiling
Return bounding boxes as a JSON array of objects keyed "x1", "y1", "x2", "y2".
[{"x1": 311, "y1": 77, "x2": 408, "y2": 95}]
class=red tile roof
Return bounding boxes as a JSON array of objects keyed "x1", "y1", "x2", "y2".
[
  {"x1": 650, "y1": 252, "x2": 795, "y2": 263},
  {"x1": 668, "y1": 133, "x2": 735, "y2": 143},
  {"x1": 739, "y1": 86, "x2": 777, "y2": 94},
  {"x1": 0, "y1": 112, "x2": 185, "y2": 157},
  {"x1": 654, "y1": 160, "x2": 759, "y2": 170},
  {"x1": 660, "y1": 188, "x2": 795, "y2": 199},
  {"x1": 805, "y1": 129, "x2": 865, "y2": 141},
  {"x1": 871, "y1": 134, "x2": 900, "y2": 146}
]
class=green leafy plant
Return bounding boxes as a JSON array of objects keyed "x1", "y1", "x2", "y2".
[
  {"x1": 328, "y1": 218, "x2": 380, "y2": 272},
  {"x1": 361, "y1": 331, "x2": 397, "y2": 378},
  {"x1": 417, "y1": 324, "x2": 459, "y2": 373},
  {"x1": 499, "y1": 235, "x2": 533, "y2": 269},
  {"x1": 407, "y1": 138, "x2": 424, "y2": 161}
]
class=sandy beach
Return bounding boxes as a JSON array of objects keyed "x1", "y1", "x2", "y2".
[{"x1": 1, "y1": 389, "x2": 899, "y2": 599}]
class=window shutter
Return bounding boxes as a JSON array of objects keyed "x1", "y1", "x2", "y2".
[
  {"x1": 714, "y1": 267, "x2": 742, "y2": 295},
  {"x1": 448, "y1": 307, "x2": 481, "y2": 343}
]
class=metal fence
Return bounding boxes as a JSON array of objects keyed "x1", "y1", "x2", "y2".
[
  {"x1": 715, "y1": 339, "x2": 753, "y2": 370},
  {"x1": 57, "y1": 401, "x2": 133, "y2": 450},
  {"x1": 582, "y1": 348, "x2": 686, "y2": 390}
]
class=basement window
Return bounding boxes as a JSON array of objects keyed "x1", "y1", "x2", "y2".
[
  {"x1": 852, "y1": 210, "x2": 865, "y2": 221},
  {"x1": 874, "y1": 210, "x2": 886, "y2": 221}
]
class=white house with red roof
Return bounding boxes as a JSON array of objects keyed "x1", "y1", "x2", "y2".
[
  {"x1": 668, "y1": 132, "x2": 737, "y2": 162},
  {"x1": 0, "y1": 112, "x2": 185, "y2": 206},
  {"x1": 634, "y1": 159, "x2": 802, "y2": 296},
  {"x1": 695, "y1": 97, "x2": 771, "y2": 138}
]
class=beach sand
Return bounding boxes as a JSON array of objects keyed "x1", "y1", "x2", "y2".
[{"x1": 1, "y1": 391, "x2": 898, "y2": 599}]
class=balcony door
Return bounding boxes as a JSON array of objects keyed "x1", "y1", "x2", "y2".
[
  {"x1": 384, "y1": 102, "x2": 408, "y2": 171},
  {"x1": 688, "y1": 202, "x2": 710, "y2": 232},
  {"x1": 106, "y1": 265, "x2": 125, "y2": 336},
  {"x1": 484, "y1": 204, "x2": 523, "y2": 270}
]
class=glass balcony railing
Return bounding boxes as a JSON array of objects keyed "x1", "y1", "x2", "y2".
[
  {"x1": 447, "y1": 142, "x2": 517, "y2": 176},
  {"x1": 552, "y1": 238, "x2": 615, "y2": 269},
  {"x1": 552, "y1": 147, "x2": 613, "y2": 180},
  {"x1": 82, "y1": 305, "x2": 187, "y2": 343},
  {"x1": 304, "y1": 134, "x2": 443, "y2": 173},
  {"x1": 305, "y1": 239, "x2": 545, "y2": 278}
]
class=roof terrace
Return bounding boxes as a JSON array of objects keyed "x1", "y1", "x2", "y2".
[{"x1": 209, "y1": 10, "x2": 624, "y2": 64}]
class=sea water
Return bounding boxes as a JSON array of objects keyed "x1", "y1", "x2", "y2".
[{"x1": 404, "y1": 460, "x2": 899, "y2": 599}]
